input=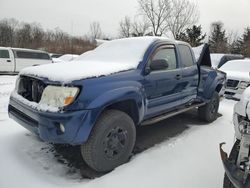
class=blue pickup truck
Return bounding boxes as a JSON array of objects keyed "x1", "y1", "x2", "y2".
[{"x1": 9, "y1": 37, "x2": 226, "y2": 172}]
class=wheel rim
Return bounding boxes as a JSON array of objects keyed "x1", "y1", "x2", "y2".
[{"x1": 103, "y1": 127, "x2": 128, "y2": 159}]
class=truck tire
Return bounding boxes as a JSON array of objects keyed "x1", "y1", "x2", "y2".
[
  {"x1": 81, "y1": 110, "x2": 136, "y2": 172},
  {"x1": 223, "y1": 140, "x2": 240, "y2": 188},
  {"x1": 198, "y1": 91, "x2": 219, "y2": 122}
]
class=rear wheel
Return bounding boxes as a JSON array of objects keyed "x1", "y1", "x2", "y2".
[
  {"x1": 198, "y1": 91, "x2": 220, "y2": 122},
  {"x1": 81, "y1": 110, "x2": 136, "y2": 172}
]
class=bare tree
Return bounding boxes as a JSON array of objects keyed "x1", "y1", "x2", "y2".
[
  {"x1": 89, "y1": 22, "x2": 103, "y2": 41},
  {"x1": 15, "y1": 23, "x2": 32, "y2": 48},
  {"x1": 168, "y1": 0, "x2": 199, "y2": 38},
  {"x1": 137, "y1": 0, "x2": 172, "y2": 36},
  {"x1": 0, "y1": 18, "x2": 18, "y2": 46},
  {"x1": 30, "y1": 23, "x2": 44, "y2": 49},
  {"x1": 119, "y1": 16, "x2": 132, "y2": 38},
  {"x1": 119, "y1": 16, "x2": 150, "y2": 38},
  {"x1": 132, "y1": 18, "x2": 150, "y2": 36}
]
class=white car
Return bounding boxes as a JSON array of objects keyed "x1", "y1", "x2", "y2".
[
  {"x1": 220, "y1": 87, "x2": 250, "y2": 187},
  {"x1": 211, "y1": 53, "x2": 244, "y2": 69},
  {"x1": 52, "y1": 54, "x2": 79, "y2": 63},
  {"x1": 219, "y1": 59, "x2": 250, "y2": 100},
  {"x1": 0, "y1": 47, "x2": 52, "y2": 73}
]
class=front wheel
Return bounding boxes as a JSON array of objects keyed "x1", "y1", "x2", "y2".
[
  {"x1": 198, "y1": 91, "x2": 220, "y2": 122},
  {"x1": 81, "y1": 110, "x2": 136, "y2": 172}
]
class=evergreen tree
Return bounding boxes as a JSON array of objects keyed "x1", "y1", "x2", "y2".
[
  {"x1": 176, "y1": 25, "x2": 206, "y2": 47},
  {"x1": 208, "y1": 22, "x2": 228, "y2": 53},
  {"x1": 241, "y1": 27, "x2": 250, "y2": 57}
]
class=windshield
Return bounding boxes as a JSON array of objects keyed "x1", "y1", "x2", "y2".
[{"x1": 74, "y1": 37, "x2": 158, "y2": 67}]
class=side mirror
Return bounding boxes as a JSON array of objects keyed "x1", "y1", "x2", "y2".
[{"x1": 150, "y1": 59, "x2": 169, "y2": 71}]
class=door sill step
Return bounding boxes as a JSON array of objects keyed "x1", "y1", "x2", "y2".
[{"x1": 141, "y1": 102, "x2": 205, "y2": 126}]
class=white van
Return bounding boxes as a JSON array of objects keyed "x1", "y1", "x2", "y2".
[{"x1": 0, "y1": 47, "x2": 52, "y2": 73}]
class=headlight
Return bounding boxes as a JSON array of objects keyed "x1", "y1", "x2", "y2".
[
  {"x1": 39, "y1": 85, "x2": 79, "y2": 108},
  {"x1": 239, "y1": 81, "x2": 250, "y2": 89},
  {"x1": 236, "y1": 114, "x2": 250, "y2": 134},
  {"x1": 15, "y1": 75, "x2": 20, "y2": 91}
]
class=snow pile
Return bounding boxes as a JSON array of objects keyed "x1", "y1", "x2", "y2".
[
  {"x1": 192, "y1": 44, "x2": 204, "y2": 62},
  {"x1": 0, "y1": 76, "x2": 16, "y2": 120},
  {"x1": 219, "y1": 59, "x2": 250, "y2": 81},
  {"x1": 53, "y1": 54, "x2": 79, "y2": 63},
  {"x1": 20, "y1": 37, "x2": 162, "y2": 83}
]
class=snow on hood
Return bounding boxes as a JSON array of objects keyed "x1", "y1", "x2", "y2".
[
  {"x1": 20, "y1": 37, "x2": 163, "y2": 83},
  {"x1": 223, "y1": 70, "x2": 250, "y2": 82},
  {"x1": 20, "y1": 60, "x2": 135, "y2": 83},
  {"x1": 219, "y1": 60, "x2": 250, "y2": 81}
]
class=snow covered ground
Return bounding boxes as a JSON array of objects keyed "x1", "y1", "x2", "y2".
[{"x1": 0, "y1": 76, "x2": 236, "y2": 188}]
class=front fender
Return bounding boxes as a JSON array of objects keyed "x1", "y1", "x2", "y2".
[{"x1": 87, "y1": 86, "x2": 146, "y2": 123}]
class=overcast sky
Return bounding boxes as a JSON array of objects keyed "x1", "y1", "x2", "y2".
[{"x1": 0, "y1": 0, "x2": 250, "y2": 38}]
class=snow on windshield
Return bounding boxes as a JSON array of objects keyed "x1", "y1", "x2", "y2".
[
  {"x1": 219, "y1": 60, "x2": 250, "y2": 72},
  {"x1": 20, "y1": 37, "x2": 160, "y2": 83},
  {"x1": 75, "y1": 37, "x2": 158, "y2": 66}
]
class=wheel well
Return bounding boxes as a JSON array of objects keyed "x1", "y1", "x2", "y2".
[
  {"x1": 215, "y1": 84, "x2": 223, "y2": 93},
  {"x1": 104, "y1": 100, "x2": 139, "y2": 125}
]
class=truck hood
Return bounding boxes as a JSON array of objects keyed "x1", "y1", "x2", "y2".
[
  {"x1": 224, "y1": 70, "x2": 250, "y2": 82},
  {"x1": 19, "y1": 60, "x2": 135, "y2": 83}
]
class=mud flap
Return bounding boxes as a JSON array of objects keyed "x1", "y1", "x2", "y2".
[{"x1": 220, "y1": 143, "x2": 250, "y2": 188}]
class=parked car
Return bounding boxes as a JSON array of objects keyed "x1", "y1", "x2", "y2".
[
  {"x1": 52, "y1": 54, "x2": 79, "y2": 63},
  {"x1": 0, "y1": 47, "x2": 52, "y2": 73},
  {"x1": 220, "y1": 87, "x2": 250, "y2": 188},
  {"x1": 211, "y1": 53, "x2": 244, "y2": 69},
  {"x1": 50, "y1": 53, "x2": 62, "y2": 58},
  {"x1": 9, "y1": 37, "x2": 225, "y2": 173},
  {"x1": 219, "y1": 59, "x2": 250, "y2": 100}
]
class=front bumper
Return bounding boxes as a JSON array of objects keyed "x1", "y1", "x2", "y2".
[
  {"x1": 225, "y1": 88, "x2": 245, "y2": 100},
  {"x1": 220, "y1": 143, "x2": 250, "y2": 188},
  {"x1": 8, "y1": 96, "x2": 99, "y2": 145}
]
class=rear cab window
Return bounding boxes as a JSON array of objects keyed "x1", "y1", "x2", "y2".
[
  {"x1": 0, "y1": 50, "x2": 10, "y2": 58},
  {"x1": 178, "y1": 45, "x2": 194, "y2": 68}
]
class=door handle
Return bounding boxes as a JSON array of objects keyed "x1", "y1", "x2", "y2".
[
  {"x1": 6, "y1": 60, "x2": 11, "y2": 62},
  {"x1": 175, "y1": 74, "x2": 181, "y2": 80}
]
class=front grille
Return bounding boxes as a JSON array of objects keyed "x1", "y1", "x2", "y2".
[
  {"x1": 226, "y1": 79, "x2": 239, "y2": 89},
  {"x1": 17, "y1": 76, "x2": 46, "y2": 103}
]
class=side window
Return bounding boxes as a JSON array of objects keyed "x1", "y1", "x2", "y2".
[
  {"x1": 179, "y1": 45, "x2": 194, "y2": 68},
  {"x1": 150, "y1": 47, "x2": 177, "y2": 71},
  {"x1": 15, "y1": 51, "x2": 33, "y2": 59},
  {"x1": 0, "y1": 50, "x2": 10, "y2": 58},
  {"x1": 15, "y1": 51, "x2": 50, "y2": 60}
]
